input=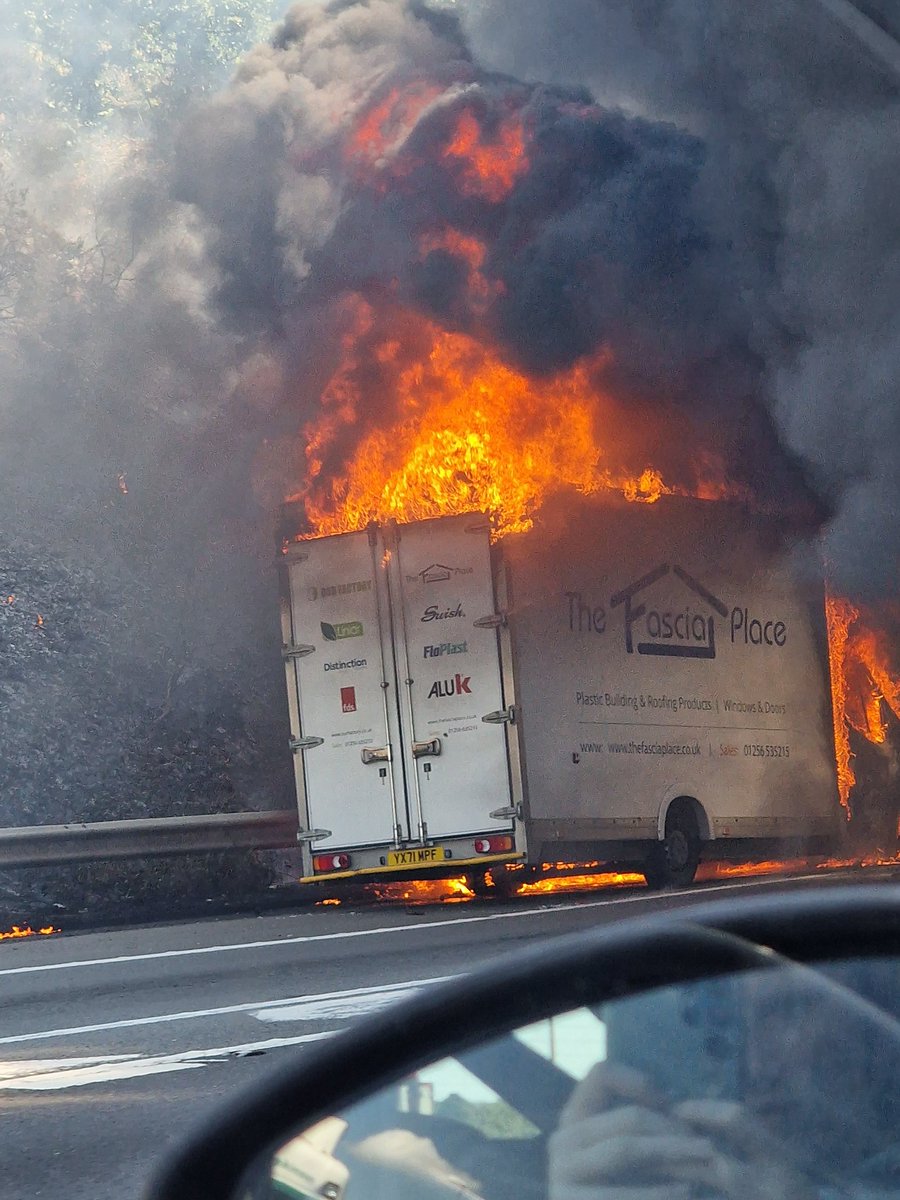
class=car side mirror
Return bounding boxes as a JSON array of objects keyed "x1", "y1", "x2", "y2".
[{"x1": 146, "y1": 886, "x2": 900, "y2": 1200}]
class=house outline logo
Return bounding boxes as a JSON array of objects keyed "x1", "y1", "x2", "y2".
[
  {"x1": 420, "y1": 563, "x2": 453, "y2": 583},
  {"x1": 411, "y1": 563, "x2": 475, "y2": 584},
  {"x1": 610, "y1": 564, "x2": 728, "y2": 659}
]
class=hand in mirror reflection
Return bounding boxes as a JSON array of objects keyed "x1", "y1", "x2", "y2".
[
  {"x1": 550, "y1": 965, "x2": 900, "y2": 1200},
  {"x1": 549, "y1": 1061, "x2": 817, "y2": 1200}
]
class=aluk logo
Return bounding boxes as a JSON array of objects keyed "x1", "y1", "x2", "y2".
[
  {"x1": 340, "y1": 686, "x2": 357, "y2": 713},
  {"x1": 610, "y1": 564, "x2": 728, "y2": 660},
  {"x1": 427, "y1": 673, "x2": 472, "y2": 699}
]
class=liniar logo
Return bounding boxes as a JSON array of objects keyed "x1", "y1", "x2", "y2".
[
  {"x1": 427, "y1": 673, "x2": 472, "y2": 699},
  {"x1": 321, "y1": 620, "x2": 363, "y2": 641},
  {"x1": 610, "y1": 564, "x2": 728, "y2": 660}
]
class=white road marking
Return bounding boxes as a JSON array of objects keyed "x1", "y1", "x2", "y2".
[
  {"x1": 0, "y1": 976, "x2": 451, "y2": 1047},
  {"x1": 0, "y1": 1033, "x2": 335, "y2": 1091},
  {"x1": 0, "y1": 876, "x2": 819, "y2": 979}
]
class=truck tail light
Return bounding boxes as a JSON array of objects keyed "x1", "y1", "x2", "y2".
[
  {"x1": 474, "y1": 836, "x2": 513, "y2": 854},
  {"x1": 313, "y1": 854, "x2": 351, "y2": 872}
]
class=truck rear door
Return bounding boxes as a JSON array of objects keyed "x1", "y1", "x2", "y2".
[
  {"x1": 282, "y1": 529, "x2": 403, "y2": 850},
  {"x1": 387, "y1": 514, "x2": 513, "y2": 841}
]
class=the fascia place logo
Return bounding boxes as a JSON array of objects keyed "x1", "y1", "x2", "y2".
[
  {"x1": 611, "y1": 564, "x2": 728, "y2": 659},
  {"x1": 568, "y1": 564, "x2": 789, "y2": 659},
  {"x1": 409, "y1": 563, "x2": 476, "y2": 584}
]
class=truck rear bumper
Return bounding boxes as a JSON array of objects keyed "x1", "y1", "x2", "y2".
[{"x1": 298, "y1": 848, "x2": 521, "y2": 885}]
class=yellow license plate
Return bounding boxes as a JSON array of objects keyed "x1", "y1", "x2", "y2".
[{"x1": 387, "y1": 847, "x2": 446, "y2": 867}]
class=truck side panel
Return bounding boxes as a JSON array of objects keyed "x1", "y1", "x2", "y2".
[{"x1": 503, "y1": 494, "x2": 839, "y2": 853}]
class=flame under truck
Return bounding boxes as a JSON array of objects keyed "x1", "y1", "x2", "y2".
[{"x1": 278, "y1": 492, "x2": 841, "y2": 891}]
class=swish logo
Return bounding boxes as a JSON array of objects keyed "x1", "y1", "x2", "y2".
[
  {"x1": 427, "y1": 673, "x2": 472, "y2": 699},
  {"x1": 610, "y1": 564, "x2": 728, "y2": 660}
]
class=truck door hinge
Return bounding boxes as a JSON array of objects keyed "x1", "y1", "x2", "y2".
[
  {"x1": 289, "y1": 735, "x2": 325, "y2": 752},
  {"x1": 481, "y1": 706, "x2": 516, "y2": 725},
  {"x1": 282, "y1": 643, "x2": 316, "y2": 660},
  {"x1": 295, "y1": 828, "x2": 332, "y2": 843},
  {"x1": 473, "y1": 612, "x2": 507, "y2": 629},
  {"x1": 361, "y1": 746, "x2": 391, "y2": 764},
  {"x1": 412, "y1": 738, "x2": 442, "y2": 758}
]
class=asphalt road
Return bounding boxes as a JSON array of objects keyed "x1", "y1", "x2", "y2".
[{"x1": 0, "y1": 869, "x2": 896, "y2": 1200}]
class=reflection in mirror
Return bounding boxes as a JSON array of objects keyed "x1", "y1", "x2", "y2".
[{"x1": 237, "y1": 958, "x2": 900, "y2": 1200}]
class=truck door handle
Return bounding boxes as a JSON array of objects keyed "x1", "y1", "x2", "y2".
[
  {"x1": 412, "y1": 738, "x2": 442, "y2": 758},
  {"x1": 482, "y1": 707, "x2": 516, "y2": 725},
  {"x1": 473, "y1": 612, "x2": 507, "y2": 629},
  {"x1": 289, "y1": 735, "x2": 324, "y2": 751},
  {"x1": 361, "y1": 746, "x2": 391, "y2": 765},
  {"x1": 282, "y1": 643, "x2": 316, "y2": 660}
]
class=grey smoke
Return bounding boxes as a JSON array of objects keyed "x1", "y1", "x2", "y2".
[
  {"x1": 462, "y1": 0, "x2": 900, "y2": 598},
  {"x1": 173, "y1": 0, "x2": 897, "y2": 543}
]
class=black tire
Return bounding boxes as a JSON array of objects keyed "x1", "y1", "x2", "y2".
[
  {"x1": 642, "y1": 803, "x2": 701, "y2": 889},
  {"x1": 489, "y1": 863, "x2": 525, "y2": 900},
  {"x1": 466, "y1": 864, "x2": 523, "y2": 899},
  {"x1": 467, "y1": 868, "x2": 494, "y2": 898}
]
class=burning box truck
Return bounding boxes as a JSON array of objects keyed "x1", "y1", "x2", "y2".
[{"x1": 278, "y1": 490, "x2": 841, "y2": 891}]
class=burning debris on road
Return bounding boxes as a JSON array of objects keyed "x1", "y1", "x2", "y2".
[{"x1": 0, "y1": 925, "x2": 58, "y2": 942}]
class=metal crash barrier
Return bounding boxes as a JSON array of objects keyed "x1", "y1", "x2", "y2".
[{"x1": 0, "y1": 810, "x2": 300, "y2": 868}]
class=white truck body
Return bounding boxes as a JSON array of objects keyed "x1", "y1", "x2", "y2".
[{"x1": 279, "y1": 492, "x2": 840, "y2": 886}]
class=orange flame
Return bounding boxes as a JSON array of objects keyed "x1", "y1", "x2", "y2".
[
  {"x1": 517, "y1": 870, "x2": 642, "y2": 895},
  {"x1": 826, "y1": 594, "x2": 900, "y2": 815},
  {"x1": 825, "y1": 593, "x2": 856, "y2": 814},
  {"x1": 300, "y1": 313, "x2": 702, "y2": 540},
  {"x1": 332, "y1": 852, "x2": 900, "y2": 906},
  {"x1": 0, "y1": 925, "x2": 58, "y2": 942},
  {"x1": 418, "y1": 229, "x2": 503, "y2": 309},
  {"x1": 345, "y1": 83, "x2": 444, "y2": 177},
  {"x1": 441, "y1": 109, "x2": 528, "y2": 202},
  {"x1": 847, "y1": 614, "x2": 900, "y2": 741},
  {"x1": 367, "y1": 875, "x2": 475, "y2": 904}
]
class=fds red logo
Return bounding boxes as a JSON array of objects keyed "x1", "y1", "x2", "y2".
[{"x1": 340, "y1": 686, "x2": 357, "y2": 713}]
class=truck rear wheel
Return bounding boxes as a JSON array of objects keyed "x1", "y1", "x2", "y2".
[
  {"x1": 467, "y1": 868, "x2": 493, "y2": 898},
  {"x1": 643, "y1": 804, "x2": 701, "y2": 890},
  {"x1": 466, "y1": 864, "x2": 524, "y2": 899}
]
